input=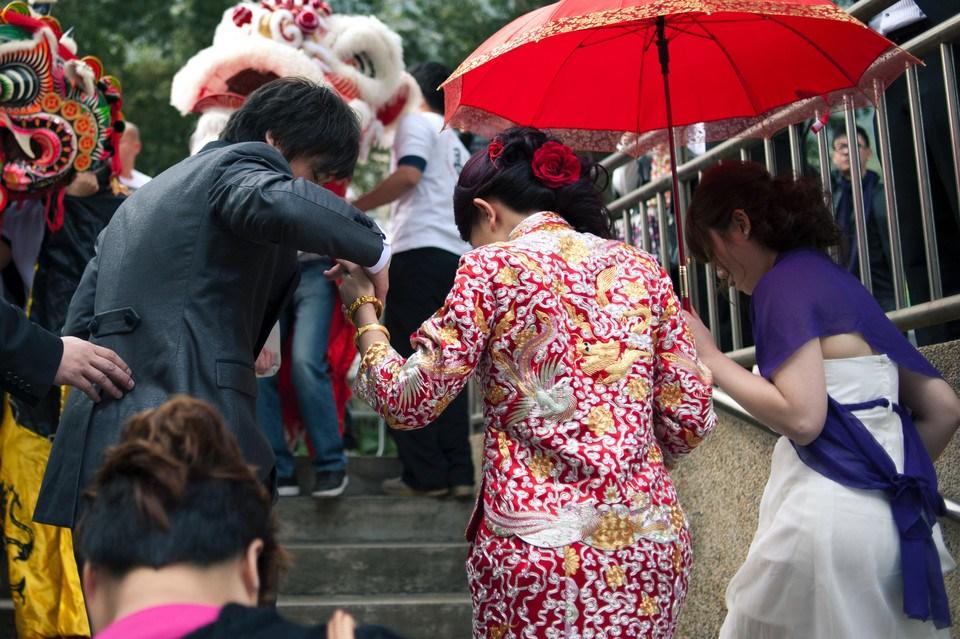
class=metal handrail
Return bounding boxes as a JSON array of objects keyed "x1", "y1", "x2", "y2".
[
  {"x1": 604, "y1": 13, "x2": 960, "y2": 215},
  {"x1": 713, "y1": 388, "x2": 960, "y2": 523},
  {"x1": 601, "y1": 12, "x2": 960, "y2": 182}
]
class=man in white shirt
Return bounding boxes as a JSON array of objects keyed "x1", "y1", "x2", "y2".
[
  {"x1": 118, "y1": 122, "x2": 152, "y2": 190},
  {"x1": 354, "y1": 61, "x2": 474, "y2": 499}
]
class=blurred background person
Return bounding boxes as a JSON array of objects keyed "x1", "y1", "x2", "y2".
[
  {"x1": 118, "y1": 122, "x2": 152, "y2": 190},
  {"x1": 830, "y1": 125, "x2": 895, "y2": 311},
  {"x1": 353, "y1": 61, "x2": 474, "y2": 499}
]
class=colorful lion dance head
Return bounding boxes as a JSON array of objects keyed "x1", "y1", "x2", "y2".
[{"x1": 0, "y1": 1, "x2": 123, "y2": 230}]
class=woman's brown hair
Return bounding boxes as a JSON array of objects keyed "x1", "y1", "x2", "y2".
[
  {"x1": 76, "y1": 396, "x2": 287, "y2": 601},
  {"x1": 686, "y1": 160, "x2": 840, "y2": 262}
]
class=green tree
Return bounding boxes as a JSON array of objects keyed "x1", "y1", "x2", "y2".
[
  {"x1": 52, "y1": 0, "x2": 234, "y2": 175},
  {"x1": 48, "y1": 0, "x2": 549, "y2": 175}
]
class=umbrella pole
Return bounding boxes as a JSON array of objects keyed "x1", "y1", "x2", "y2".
[{"x1": 656, "y1": 15, "x2": 691, "y2": 311}]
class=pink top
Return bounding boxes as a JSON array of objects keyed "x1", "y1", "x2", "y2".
[{"x1": 95, "y1": 604, "x2": 221, "y2": 639}]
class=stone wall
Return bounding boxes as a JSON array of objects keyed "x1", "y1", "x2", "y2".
[{"x1": 670, "y1": 340, "x2": 960, "y2": 638}]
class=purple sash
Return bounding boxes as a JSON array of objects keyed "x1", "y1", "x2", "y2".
[
  {"x1": 751, "y1": 249, "x2": 950, "y2": 629},
  {"x1": 792, "y1": 398, "x2": 948, "y2": 628}
]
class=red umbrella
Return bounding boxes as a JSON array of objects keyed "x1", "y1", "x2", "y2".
[{"x1": 444, "y1": 0, "x2": 916, "y2": 305}]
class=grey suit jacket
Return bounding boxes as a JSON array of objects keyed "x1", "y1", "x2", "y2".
[{"x1": 35, "y1": 140, "x2": 386, "y2": 527}]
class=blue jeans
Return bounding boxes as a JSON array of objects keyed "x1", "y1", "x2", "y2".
[{"x1": 257, "y1": 259, "x2": 345, "y2": 478}]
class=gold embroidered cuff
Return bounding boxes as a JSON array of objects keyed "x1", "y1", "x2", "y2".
[
  {"x1": 358, "y1": 340, "x2": 391, "y2": 375},
  {"x1": 354, "y1": 322, "x2": 390, "y2": 348},
  {"x1": 345, "y1": 295, "x2": 383, "y2": 325}
]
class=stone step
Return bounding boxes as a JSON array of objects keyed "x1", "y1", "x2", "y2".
[
  {"x1": 281, "y1": 542, "x2": 469, "y2": 596},
  {"x1": 292, "y1": 455, "x2": 402, "y2": 497},
  {"x1": 278, "y1": 593, "x2": 472, "y2": 639},
  {"x1": 276, "y1": 496, "x2": 474, "y2": 544}
]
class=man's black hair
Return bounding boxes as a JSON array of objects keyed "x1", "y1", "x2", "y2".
[
  {"x1": 221, "y1": 77, "x2": 360, "y2": 180},
  {"x1": 409, "y1": 62, "x2": 451, "y2": 115},
  {"x1": 833, "y1": 124, "x2": 871, "y2": 149}
]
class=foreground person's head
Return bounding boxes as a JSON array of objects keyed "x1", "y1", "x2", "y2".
[
  {"x1": 220, "y1": 77, "x2": 360, "y2": 183},
  {"x1": 453, "y1": 126, "x2": 612, "y2": 246},
  {"x1": 76, "y1": 396, "x2": 284, "y2": 633},
  {"x1": 685, "y1": 160, "x2": 840, "y2": 294}
]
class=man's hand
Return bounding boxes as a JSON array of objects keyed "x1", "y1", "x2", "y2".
[
  {"x1": 54, "y1": 337, "x2": 134, "y2": 402},
  {"x1": 325, "y1": 260, "x2": 389, "y2": 305},
  {"x1": 255, "y1": 347, "x2": 278, "y2": 376}
]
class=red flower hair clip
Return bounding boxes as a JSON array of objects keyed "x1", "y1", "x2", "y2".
[
  {"x1": 532, "y1": 141, "x2": 581, "y2": 188},
  {"x1": 488, "y1": 138, "x2": 505, "y2": 165}
]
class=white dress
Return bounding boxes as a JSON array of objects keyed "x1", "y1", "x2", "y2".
[{"x1": 719, "y1": 355, "x2": 956, "y2": 639}]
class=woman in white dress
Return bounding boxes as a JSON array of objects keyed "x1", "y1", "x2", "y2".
[{"x1": 681, "y1": 161, "x2": 959, "y2": 638}]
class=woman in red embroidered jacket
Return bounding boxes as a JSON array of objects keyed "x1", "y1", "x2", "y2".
[{"x1": 331, "y1": 127, "x2": 716, "y2": 639}]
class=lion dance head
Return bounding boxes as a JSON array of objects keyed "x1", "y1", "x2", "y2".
[
  {"x1": 171, "y1": 0, "x2": 419, "y2": 159},
  {"x1": 0, "y1": 1, "x2": 123, "y2": 231}
]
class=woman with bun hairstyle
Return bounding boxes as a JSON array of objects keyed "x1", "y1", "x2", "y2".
[
  {"x1": 76, "y1": 395, "x2": 400, "y2": 639},
  {"x1": 330, "y1": 127, "x2": 716, "y2": 638},
  {"x1": 682, "y1": 161, "x2": 958, "y2": 638}
]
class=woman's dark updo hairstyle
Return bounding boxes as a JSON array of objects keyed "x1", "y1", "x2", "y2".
[
  {"x1": 76, "y1": 396, "x2": 287, "y2": 601},
  {"x1": 686, "y1": 160, "x2": 840, "y2": 262},
  {"x1": 453, "y1": 127, "x2": 613, "y2": 241}
]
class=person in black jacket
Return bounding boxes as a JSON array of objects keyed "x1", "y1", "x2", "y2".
[
  {"x1": 1, "y1": 298, "x2": 133, "y2": 404},
  {"x1": 35, "y1": 78, "x2": 390, "y2": 530},
  {"x1": 77, "y1": 396, "x2": 402, "y2": 639}
]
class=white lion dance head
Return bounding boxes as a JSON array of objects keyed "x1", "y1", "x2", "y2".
[{"x1": 170, "y1": 0, "x2": 420, "y2": 159}]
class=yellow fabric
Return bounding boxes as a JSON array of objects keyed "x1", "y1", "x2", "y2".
[{"x1": 0, "y1": 396, "x2": 90, "y2": 638}]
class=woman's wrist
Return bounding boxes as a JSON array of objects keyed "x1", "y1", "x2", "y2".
[{"x1": 353, "y1": 303, "x2": 379, "y2": 326}]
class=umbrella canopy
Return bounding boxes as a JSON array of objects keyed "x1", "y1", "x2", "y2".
[{"x1": 444, "y1": 0, "x2": 915, "y2": 153}]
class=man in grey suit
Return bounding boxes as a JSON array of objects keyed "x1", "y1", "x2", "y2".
[{"x1": 35, "y1": 78, "x2": 390, "y2": 529}]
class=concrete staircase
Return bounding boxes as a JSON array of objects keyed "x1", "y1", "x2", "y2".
[{"x1": 276, "y1": 456, "x2": 475, "y2": 638}]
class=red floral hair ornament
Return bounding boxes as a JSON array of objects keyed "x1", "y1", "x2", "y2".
[
  {"x1": 532, "y1": 141, "x2": 581, "y2": 188},
  {"x1": 487, "y1": 138, "x2": 505, "y2": 165}
]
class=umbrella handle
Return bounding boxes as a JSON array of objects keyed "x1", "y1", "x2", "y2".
[{"x1": 679, "y1": 262, "x2": 692, "y2": 312}]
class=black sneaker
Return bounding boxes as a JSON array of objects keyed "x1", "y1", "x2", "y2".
[
  {"x1": 277, "y1": 476, "x2": 301, "y2": 497},
  {"x1": 312, "y1": 470, "x2": 348, "y2": 497}
]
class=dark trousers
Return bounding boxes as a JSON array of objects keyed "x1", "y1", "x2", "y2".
[{"x1": 384, "y1": 248, "x2": 474, "y2": 491}]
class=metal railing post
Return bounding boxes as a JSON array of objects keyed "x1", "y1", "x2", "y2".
[
  {"x1": 941, "y1": 42, "x2": 960, "y2": 225},
  {"x1": 873, "y1": 79, "x2": 908, "y2": 308},
  {"x1": 906, "y1": 65, "x2": 944, "y2": 300},
  {"x1": 844, "y1": 97, "x2": 873, "y2": 294}
]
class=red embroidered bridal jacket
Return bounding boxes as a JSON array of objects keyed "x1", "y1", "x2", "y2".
[{"x1": 355, "y1": 211, "x2": 716, "y2": 638}]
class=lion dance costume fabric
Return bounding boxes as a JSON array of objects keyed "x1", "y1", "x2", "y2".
[{"x1": 0, "y1": 2, "x2": 124, "y2": 635}]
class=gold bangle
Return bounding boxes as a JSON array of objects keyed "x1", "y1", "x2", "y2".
[
  {"x1": 346, "y1": 295, "x2": 383, "y2": 324},
  {"x1": 354, "y1": 322, "x2": 390, "y2": 348}
]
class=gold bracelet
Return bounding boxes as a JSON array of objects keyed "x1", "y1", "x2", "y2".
[
  {"x1": 354, "y1": 322, "x2": 390, "y2": 348},
  {"x1": 345, "y1": 295, "x2": 383, "y2": 324}
]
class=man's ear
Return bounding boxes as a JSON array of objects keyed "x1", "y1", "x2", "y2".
[
  {"x1": 265, "y1": 132, "x2": 276, "y2": 148},
  {"x1": 241, "y1": 539, "x2": 264, "y2": 605},
  {"x1": 82, "y1": 562, "x2": 97, "y2": 599}
]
